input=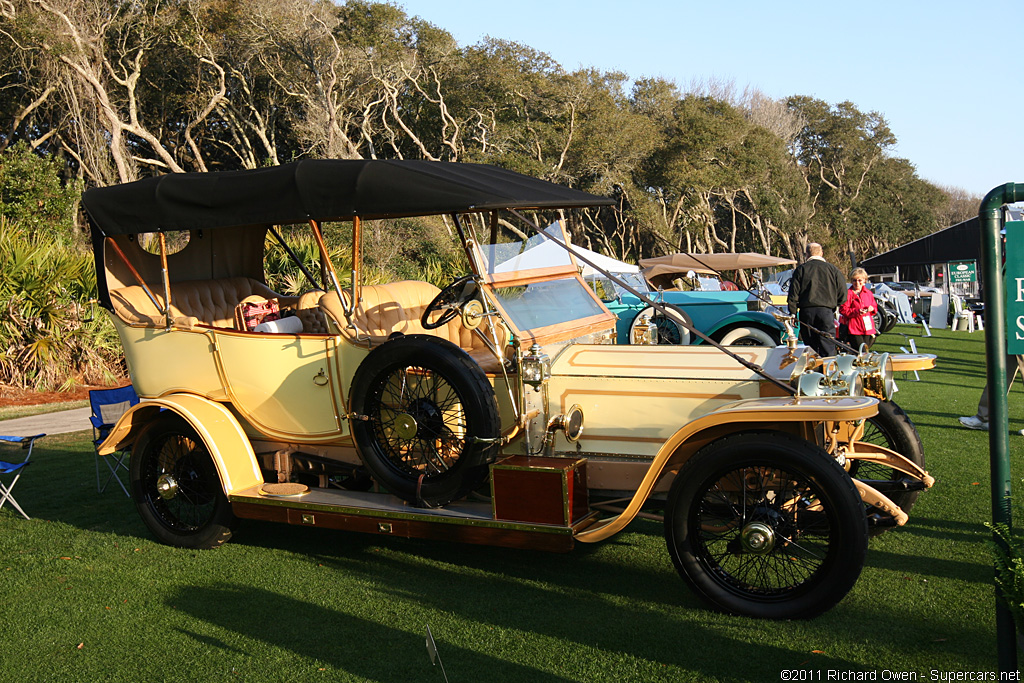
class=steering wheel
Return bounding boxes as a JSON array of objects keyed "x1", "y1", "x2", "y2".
[{"x1": 421, "y1": 275, "x2": 480, "y2": 330}]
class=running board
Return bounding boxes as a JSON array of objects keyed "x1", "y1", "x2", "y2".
[{"x1": 230, "y1": 485, "x2": 598, "y2": 553}]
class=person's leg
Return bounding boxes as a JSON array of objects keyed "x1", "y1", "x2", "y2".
[
  {"x1": 818, "y1": 310, "x2": 837, "y2": 357},
  {"x1": 848, "y1": 334, "x2": 871, "y2": 351},
  {"x1": 801, "y1": 308, "x2": 834, "y2": 356},
  {"x1": 797, "y1": 310, "x2": 818, "y2": 353},
  {"x1": 973, "y1": 382, "x2": 993, "y2": 422},
  {"x1": 969, "y1": 354, "x2": 1024, "y2": 425}
]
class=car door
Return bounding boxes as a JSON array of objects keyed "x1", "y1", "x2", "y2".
[{"x1": 212, "y1": 329, "x2": 346, "y2": 442}]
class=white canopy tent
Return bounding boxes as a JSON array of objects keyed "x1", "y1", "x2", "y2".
[{"x1": 489, "y1": 223, "x2": 639, "y2": 277}]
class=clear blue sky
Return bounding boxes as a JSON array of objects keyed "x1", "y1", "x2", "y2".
[{"x1": 395, "y1": 0, "x2": 1021, "y2": 198}]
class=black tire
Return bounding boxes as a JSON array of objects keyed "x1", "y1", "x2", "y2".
[
  {"x1": 716, "y1": 325, "x2": 780, "y2": 347},
  {"x1": 664, "y1": 431, "x2": 868, "y2": 619},
  {"x1": 629, "y1": 304, "x2": 693, "y2": 345},
  {"x1": 349, "y1": 335, "x2": 500, "y2": 507},
  {"x1": 850, "y1": 401, "x2": 925, "y2": 522},
  {"x1": 130, "y1": 414, "x2": 237, "y2": 549},
  {"x1": 873, "y1": 303, "x2": 899, "y2": 335}
]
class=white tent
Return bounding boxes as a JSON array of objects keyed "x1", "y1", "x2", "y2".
[
  {"x1": 490, "y1": 224, "x2": 638, "y2": 276},
  {"x1": 571, "y1": 244, "x2": 639, "y2": 277}
]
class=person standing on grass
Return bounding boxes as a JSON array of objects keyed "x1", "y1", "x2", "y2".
[
  {"x1": 959, "y1": 227, "x2": 1021, "y2": 433},
  {"x1": 786, "y1": 242, "x2": 847, "y2": 357},
  {"x1": 958, "y1": 355, "x2": 1024, "y2": 432},
  {"x1": 839, "y1": 267, "x2": 877, "y2": 350}
]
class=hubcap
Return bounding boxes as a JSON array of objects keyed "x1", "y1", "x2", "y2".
[
  {"x1": 393, "y1": 413, "x2": 418, "y2": 440},
  {"x1": 740, "y1": 521, "x2": 776, "y2": 554},
  {"x1": 156, "y1": 473, "x2": 178, "y2": 500}
]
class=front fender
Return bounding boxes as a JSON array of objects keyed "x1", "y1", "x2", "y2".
[
  {"x1": 695, "y1": 310, "x2": 785, "y2": 344},
  {"x1": 97, "y1": 394, "x2": 263, "y2": 496},
  {"x1": 574, "y1": 395, "x2": 878, "y2": 543}
]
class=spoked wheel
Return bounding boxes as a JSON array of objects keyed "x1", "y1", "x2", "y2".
[
  {"x1": 350, "y1": 335, "x2": 500, "y2": 507},
  {"x1": 629, "y1": 304, "x2": 692, "y2": 345},
  {"x1": 665, "y1": 431, "x2": 867, "y2": 619},
  {"x1": 130, "y1": 414, "x2": 237, "y2": 549},
  {"x1": 849, "y1": 401, "x2": 925, "y2": 526}
]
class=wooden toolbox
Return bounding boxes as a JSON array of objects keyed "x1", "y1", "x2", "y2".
[{"x1": 490, "y1": 456, "x2": 589, "y2": 526}]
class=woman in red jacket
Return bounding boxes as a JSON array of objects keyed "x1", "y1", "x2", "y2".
[{"x1": 839, "y1": 267, "x2": 877, "y2": 350}]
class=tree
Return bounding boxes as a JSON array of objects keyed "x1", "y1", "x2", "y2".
[
  {"x1": 935, "y1": 184, "x2": 981, "y2": 229},
  {"x1": 0, "y1": 142, "x2": 81, "y2": 243},
  {"x1": 848, "y1": 157, "x2": 944, "y2": 262},
  {"x1": 787, "y1": 97, "x2": 910, "y2": 262},
  {"x1": 628, "y1": 88, "x2": 809, "y2": 260}
]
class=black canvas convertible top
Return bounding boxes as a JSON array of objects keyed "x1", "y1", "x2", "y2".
[{"x1": 83, "y1": 159, "x2": 613, "y2": 236}]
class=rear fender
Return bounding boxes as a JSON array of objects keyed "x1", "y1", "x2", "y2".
[
  {"x1": 97, "y1": 394, "x2": 263, "y2": 496},
  {"x1": 574, "y1": 395, "x2": 878, "y2": 543}
]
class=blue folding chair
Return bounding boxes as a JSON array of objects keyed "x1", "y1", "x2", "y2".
[
  {"x1": 89, "y1": 385, "x2": 139, "y2": 497},
  {"x1": 0, "y1": 434, "x2": 45, "y2": 520}
]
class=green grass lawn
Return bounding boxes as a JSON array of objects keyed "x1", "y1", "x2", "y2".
[{"x1": 1, "y1": 325, "x2": 1021, "y2": 682}]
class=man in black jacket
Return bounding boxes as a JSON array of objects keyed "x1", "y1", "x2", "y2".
[{"x1": 786, "y1": 242, "x2": 847, "y2": 356}]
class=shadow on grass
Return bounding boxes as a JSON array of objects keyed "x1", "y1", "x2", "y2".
[
  {"x1": 865, "y1": 543, "x2": 990, "y2": 584},
  {"x1": 232, "y1": 518, "x2": 683, "y2": 609},
  {"x1": 172, "y1": 583, "x2": 581, "y2": 681},
  {"x1": 6, "y1": 434, "x2": 150, "y2": 541},
  {"x1": 168, "y1": 573, "x2": 866, "y2": 682}
]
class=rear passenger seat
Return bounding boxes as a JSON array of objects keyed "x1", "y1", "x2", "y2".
[
  {"x1": 109, "y1": 276, "x2": 507, "y2": 373},
  {"x1": 109, "y1": 277, "x2": 288, "y2": 329}
]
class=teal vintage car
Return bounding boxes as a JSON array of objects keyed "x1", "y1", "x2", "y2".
[{"x1": 589, "y1": 252, "x2": 796, "y2": 346}]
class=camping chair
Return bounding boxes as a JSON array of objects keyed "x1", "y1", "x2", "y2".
[
  {"x1": 950, "y1": 294, "x2": 978, "y2": 333},
  {"x1": 89, "y1": 385, "x2": 139, "y2": 497},
  {"x1": 0, "y1": 434, "x2": 46, "y2": 520}
]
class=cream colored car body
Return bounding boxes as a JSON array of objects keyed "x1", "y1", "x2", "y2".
[
  {"x1": 85, "y1": 160, "x2": 937, "y2": 620},
  {"x1": 98, "y1": 217, "x2": 896, "y2": 525}
]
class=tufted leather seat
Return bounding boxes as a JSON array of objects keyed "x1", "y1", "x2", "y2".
[
  {"x1": 294, "y1": 290, "x2": 329, "y2": 334},
  {"x1": 109, "y1": 277, "x2": 506, "y2": 372},
  {"x1": 319, "y1": 281, "x2": 507, "y2": 373},
  {"x1": 110, "y1": 277, "x2": 293, "y2": 329}
]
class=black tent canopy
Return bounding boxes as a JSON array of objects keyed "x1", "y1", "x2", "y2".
[
  {"x1": 83, "y1": 159, "x2": 614, "y2": 236},
  {"x1": 859, "y1": 218, "x2": 980, "y2": 273},
  {"x1": 859, "y1": 208, "x2": 1023, "y2": 283}
]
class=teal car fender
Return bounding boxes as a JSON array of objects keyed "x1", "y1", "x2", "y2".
[
  {"x1": 606, "y1": 292, "x2": 787, "y2": 345},
  {"x1": 693, "y1": 309, "x2": 786, "y2": 345}
]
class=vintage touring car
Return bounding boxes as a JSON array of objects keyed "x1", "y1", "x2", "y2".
[
  {"x1": 590, "y1": 252, "x2": 796, "y2": 347},
  {"x1": 83, "y1": 160, "x2": 934, "y2": 619}
]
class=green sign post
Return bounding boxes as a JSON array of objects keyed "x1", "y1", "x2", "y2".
[
  {"x1": 981, "y1": 187, "x2": 1024, "y2": 673},
  {"x1": 1006, "y1": 222, "x2": 1024, "y2": 355}
]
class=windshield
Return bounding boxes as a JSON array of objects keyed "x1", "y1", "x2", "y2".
[
  {"x1": 492, "y1": 279, "x2": 607, "y2": 330},
  {"x1": 469, "y1": 219, "x2": 611, "y2": 337},
  {"x1": 481, "y1": 222, "x2": 574, "y2": 275}
]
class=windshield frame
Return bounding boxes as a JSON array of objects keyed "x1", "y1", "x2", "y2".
[{"x1": 461, "y1": 215, "x2": 616, "y2": 346}]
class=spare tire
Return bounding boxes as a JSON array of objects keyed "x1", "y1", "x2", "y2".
[{"x1": 349, "y1": 335, "x2": 500, "y2": 507}]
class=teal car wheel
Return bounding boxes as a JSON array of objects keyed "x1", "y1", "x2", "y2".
[{"x1": 717, "y1": 325, "x2": 779, "y2": 346}]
